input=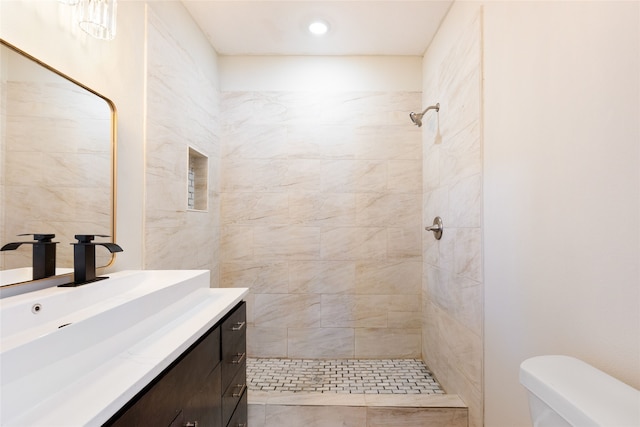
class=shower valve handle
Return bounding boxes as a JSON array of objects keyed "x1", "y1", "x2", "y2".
[{"x1": 425, "y1": 217, "x2": 444, "y2": 240}]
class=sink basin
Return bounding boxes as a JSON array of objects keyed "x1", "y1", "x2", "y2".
[
  {"x1": 0, "y1": 270, "x2": 251, "y2": 426},
  {"x1": 1, "y1": 269, "x2": 206, "y2": 346}
]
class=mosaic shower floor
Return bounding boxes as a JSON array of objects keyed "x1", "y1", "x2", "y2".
[{"x1": 247, "y1": 358, "x2": 444, "y2": 395}]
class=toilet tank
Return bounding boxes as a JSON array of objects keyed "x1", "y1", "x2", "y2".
[{"x1": 520, "y1": 355, "x2": 640, "y2": 427}]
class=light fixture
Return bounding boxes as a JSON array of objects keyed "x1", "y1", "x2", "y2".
[
  {"x1": 58, "y1": 0, "x2": 118, "y2": 40},
  {"x1": 77, "y1": 0, "x2": 118, "y2": 40},
  {"x1": 308, "y1": 20, "x2": 329, "y2": 36}
]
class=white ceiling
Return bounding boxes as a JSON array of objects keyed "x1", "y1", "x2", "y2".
[{"x1": 181, "y1": 1, "x2": 454, "y2": 56}]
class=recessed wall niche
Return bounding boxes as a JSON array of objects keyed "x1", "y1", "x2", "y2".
[{"x1": 187, "y1": 147, "x2": 208, "y2": 211}]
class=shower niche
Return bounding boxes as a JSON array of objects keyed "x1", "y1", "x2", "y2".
[{"x1": 188, "y1": 147, "x2": 208, "y2": 211}]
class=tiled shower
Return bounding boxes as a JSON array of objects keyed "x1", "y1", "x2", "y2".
[
  {"x1": 220, "y1": 90, "x2": 424, "y2": 359},
  {"x1": 143, "y1": 3, "x2": 484, "y2": 426}
]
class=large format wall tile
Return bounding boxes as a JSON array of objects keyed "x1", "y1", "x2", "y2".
[
  {"x1": 144, "y1": 7, "x2": 220, "y2": 282},
  {"x1": 421, "y1": 9, "x2": 484, "y2": 427},
  {"x1": 288, "y1": 261, "x2": 356, "y2": 294},
  {"x1": 221, "y1": 90, "x2": 423, "y2": 358},
  {"x1": 288, "y1": 327, "x2": 355, "y2": 358},
  {"x1": 253, "y1": 293, "x2": 322, "y2": 328},
  {"x1": 355, "y1": 328, "x2": 421, "y2": 358},
  {"x1": 2, "y1": 79, "x2": 111, "y2": 270},
  {"x1": 247, "y1": 326, "x2": 287, "y2": 358}
]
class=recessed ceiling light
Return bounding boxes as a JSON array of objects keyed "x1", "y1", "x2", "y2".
[{"x1": 308, "y1": 20, "x2": 329, "y2": 36}]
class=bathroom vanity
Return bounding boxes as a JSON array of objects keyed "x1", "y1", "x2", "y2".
[
  {"x1": 0, "y1": 270, "x2": 248, "y2": 426},
  {"x1": 106, "y1": 301, "x2": 247, "y2": 427}
]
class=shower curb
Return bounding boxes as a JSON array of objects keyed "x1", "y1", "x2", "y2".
[{"x1": 248, "y1": 391, "x2": 468, "y2": 426}]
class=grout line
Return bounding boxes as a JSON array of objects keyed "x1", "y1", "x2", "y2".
[{"x1": 247, "y1": 358, "x2": 445, "y2": 395}]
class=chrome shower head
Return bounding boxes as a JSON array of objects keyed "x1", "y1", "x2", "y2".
[{"x1": 409, "y1": 103, "x2": 440, "y2": 127}]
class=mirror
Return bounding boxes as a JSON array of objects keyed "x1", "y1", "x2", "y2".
[{"x1": 0, "y1": 39, "x2": 116, "y2": 286}]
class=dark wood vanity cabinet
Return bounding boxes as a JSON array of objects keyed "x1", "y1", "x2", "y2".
[
  {"x1": 105, "y1": 302, "x2": 247, "y2": 427},
  {"x1": 221, "y1": 302, "x2": 247, "y2": 427}
]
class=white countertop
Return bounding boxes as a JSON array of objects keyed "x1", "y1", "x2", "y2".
[{"x1": 0, "y1": 271, "x2": 248, "y2": 426}]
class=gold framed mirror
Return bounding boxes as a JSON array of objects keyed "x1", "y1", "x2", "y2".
[{"x1": 0, "y1": 39, "x2": 116, "y2": 287}]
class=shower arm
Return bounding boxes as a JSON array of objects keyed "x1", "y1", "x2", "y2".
[{"x1": 420, "y1": 103, "x2": 440, "y2": 115}]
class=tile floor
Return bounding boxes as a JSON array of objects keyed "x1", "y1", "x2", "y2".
[{"x1": 247, "y1": 358, "x2": 444, "y2": 394}]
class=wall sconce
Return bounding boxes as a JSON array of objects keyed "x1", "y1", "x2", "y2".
[{"x1": 59, "y1": 0, "x2": 118, "y2": 41}]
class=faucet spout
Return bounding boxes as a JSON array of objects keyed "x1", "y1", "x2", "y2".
[
  {"x1": 65, "y1": 234, "x2": 123, "y2": 286},
  {"x1": 1, "y1": 234, "x2": 58, "y2": 280}
]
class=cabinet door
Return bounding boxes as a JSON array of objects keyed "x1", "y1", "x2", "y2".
[
  {"x1": 182, "y1": 363, "x2": 223, "y2": 427},
  {"x1": 169, "y1": 411, "x2": 184, "y2": 427},
  {"x1": 106, "y1": 327, "x2": 221, "y2": 426},
  {"x1": 225, "y1": 391, "x2": 248, "y2": 427}
]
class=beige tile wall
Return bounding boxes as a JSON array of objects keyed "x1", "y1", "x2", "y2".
[
  {"x1": 421, "y1": 9, "x2": 484, "y2": 427},
  {"x1": 144, "y1": 8, "x2": 221, "y2": 285},
  {"x1": 1, "y1": 79, "x2": 111, "y2": 270},
  {"x1": 220, "y1": 91, "x2": 423, "y2": 358}
]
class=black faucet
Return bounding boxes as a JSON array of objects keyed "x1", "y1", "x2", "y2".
[
  {"x1": 1, "y1": 234, "x2": 59, "y2": 280},
  {"x1": 65, "y1": 234, "x2": 123, "y2": 286}
]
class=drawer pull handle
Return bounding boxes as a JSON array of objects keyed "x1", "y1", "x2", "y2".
[
  {"x1": 183, "y1": 422, "x2": 198, "y2": 427},
  {"x1": 232, "y1": 383, "x2": 247, "y2": 398},
  {"x1": 231, "y1": 321, "x2": 246, "y2": 331},
  {"x1": 232, "y1": 352, "x2": 246, "y2": 364}
]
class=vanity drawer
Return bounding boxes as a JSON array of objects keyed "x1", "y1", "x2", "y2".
[
  {"x1": 226, "y1": 390, "x2": 248, "y2": 427},
  {"x1": 221, "y1": 302, "x2": 246, "y2": 391},
  {"x1": 222, "y1": 361, "x2": 247, "y2": 427}
]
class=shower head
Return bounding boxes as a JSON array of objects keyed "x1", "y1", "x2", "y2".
[
  {"x1": 409, "y1": 103, "x2": 440, "y2": 127},
  {"x1": 409, "y1": 111, "x2": 424, "y2": 127}
]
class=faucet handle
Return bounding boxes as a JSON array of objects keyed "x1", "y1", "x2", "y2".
[
  {"x1": 74, "y1": 234, "x2": 110, "y2": 244},
  {"x1": 18, "y1": 233, "x2": 56, "y2": 242},
  {"x1": 72, "y1": 234, "x2": 123, "y2": 254}
]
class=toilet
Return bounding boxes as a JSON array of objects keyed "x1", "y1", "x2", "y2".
[{"x1": 520, "y1": 355, "x2": 640, "y2": 427}]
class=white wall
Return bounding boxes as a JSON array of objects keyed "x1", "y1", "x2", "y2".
[
  {"x1": 483, "y1": 1, "x2": 640, "y2": 426},
  {"x1": 0, "y1": 0, "x2": 146, "y2": 271}
]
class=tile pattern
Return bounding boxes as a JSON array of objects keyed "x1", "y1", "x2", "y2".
[
  {"x1": 144, "y1": 6, "x2": 221, "y2": 285},
  {"x1": 247, "y1": 358, "x2": 443, "y2": 394},
  {"x1": 220, "y1": 90, "x2": 423, "y2": 359},
  {"x1": 1, "y1": 78, "x2": 112, "y2": 271},
  {"x1": 421, "y1": 7, "x2": 484, "y2": 427}
]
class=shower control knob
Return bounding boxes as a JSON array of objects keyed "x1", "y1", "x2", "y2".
[{"x1": 425, "y1": 216, "x2": 444, "y2": 240}]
